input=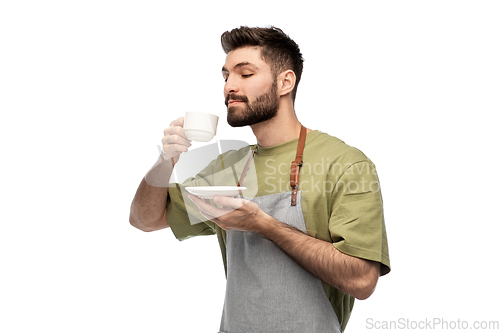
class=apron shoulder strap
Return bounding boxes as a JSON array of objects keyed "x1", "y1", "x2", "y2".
[
  {"x1": 237, "y1": 125, "x2": 307, "y2": 206},
  {"x1": 237, "y1": 147, "x2": 257, "y2": 187},
  {"x1": 290, "y1": 125, "x2": 307, "y2": 206}
]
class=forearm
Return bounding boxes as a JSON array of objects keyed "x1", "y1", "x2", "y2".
[
  {"x1": 189, "y1": 195, "x2": 380, "y2": 299},
  {"x1": 258, "y1": 216, "x2": 380, "y2": 300},
  {"x1": 130, "y1": 156, "x2": 173, "y2": 232}
]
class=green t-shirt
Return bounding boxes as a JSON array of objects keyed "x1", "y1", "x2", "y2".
[{"x1": 166, "y1": 130, "x2": 390, "y2": 331}]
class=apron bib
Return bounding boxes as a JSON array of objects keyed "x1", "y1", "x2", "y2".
[{"x1": 219, "y1": 126, "x2": 341, "y2": 333}]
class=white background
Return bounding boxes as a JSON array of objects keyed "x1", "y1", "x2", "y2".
[{"x1": 1, "y1": 1, "x2": 499, "y2": 332}]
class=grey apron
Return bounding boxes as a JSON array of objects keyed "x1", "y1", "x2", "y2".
[{"x1": 219, "y1": 126, "x2": 341, "y2": 333}]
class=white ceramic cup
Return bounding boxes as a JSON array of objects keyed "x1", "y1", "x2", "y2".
[{"x1": 183, "y1": 112, "x2": 219, "y2": 142}]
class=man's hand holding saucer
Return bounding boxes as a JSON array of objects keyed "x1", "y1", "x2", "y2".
[{"x1": 188, "y1": 194, "x2": 269, "y2": 233}]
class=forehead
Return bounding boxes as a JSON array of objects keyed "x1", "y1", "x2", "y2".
[{"x1": 223, "y1": 46, "x2": 270, "y2": 72}]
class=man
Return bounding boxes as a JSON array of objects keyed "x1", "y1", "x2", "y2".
[{"x1": 130, "y1": 26, "x2": 390, "y2": 332}]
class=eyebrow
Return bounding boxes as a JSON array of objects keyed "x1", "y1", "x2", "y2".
[{"x1": 222, "y1": 62, "x2": 259, "y2": 73}]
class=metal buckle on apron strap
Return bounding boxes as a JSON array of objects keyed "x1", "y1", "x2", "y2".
[{"x1": 290, "y1": 160, "x2": 302, "y2": 206}]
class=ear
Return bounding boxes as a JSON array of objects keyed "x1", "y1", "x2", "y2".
[{"x1": 277, "y1": 70, "x2": 296, "y2": 97}]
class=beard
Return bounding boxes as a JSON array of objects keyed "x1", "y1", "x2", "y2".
[{"x1": 225, "y1": 80, "x2": 279, "y2": 127}]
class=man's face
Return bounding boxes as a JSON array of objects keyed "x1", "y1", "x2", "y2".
[{"x1": 222, "y1": 47, "x2": 279, "y2": 127}]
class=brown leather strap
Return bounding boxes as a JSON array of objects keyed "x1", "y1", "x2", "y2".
[
  {"x1": 290, "y1": 125, "x2": 307, "y2": 206},
  {"x1": 237, "y1": 147, "x2": 257, "y2": 188}
]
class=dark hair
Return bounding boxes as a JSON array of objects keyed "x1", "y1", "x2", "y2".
[{"x1": 221, "y1": 26, "x2": 304, "y2": 102}]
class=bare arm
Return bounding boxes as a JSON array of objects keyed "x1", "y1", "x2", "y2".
[
  {"x1": 188, "y1": 194, "x2": 380, "y2": 300},
  {"x1": 129, "y1": 117, "x2": 191, "y2": 232},
  {"x1": 129, "y1": 156, "x2": 172, "y2": 232},
  {"x1": 258, "y1": 215, "x2": 380, "y2": 300}
]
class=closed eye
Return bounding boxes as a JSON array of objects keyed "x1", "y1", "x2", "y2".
[{"x1": 242, "y1": 74, "x2": 253, "y2": 78}]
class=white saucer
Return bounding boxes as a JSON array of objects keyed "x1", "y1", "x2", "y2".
[{"x1": 185, "y1": 186, "x2": 246, "y2": 199}]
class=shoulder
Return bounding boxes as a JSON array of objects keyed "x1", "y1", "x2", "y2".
[
  {"x1": 306, "y1": 131, "x2": 372, "y2": 166},
  {"x1": 219, "y1": 144, "x2": 256, "y2": 164},
  {"x1": 200, "y1": 144, "x2": 257, "y2": 175}
]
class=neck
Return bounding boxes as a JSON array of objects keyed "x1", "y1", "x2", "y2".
[{"x1": 249, "y1": 100, "x2": 307, "y2": 147}]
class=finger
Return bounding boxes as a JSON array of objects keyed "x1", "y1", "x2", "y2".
[
  {"x1": 163, "y1": 125, "x2": 190, "y2": 142},
  {"x1": 213, "y1": 196, "x2": 246, "y2": 209},
  {"x1": 199, "y1": 210, "x2": 218, "y2": 223},
  {"x1": 169, "y1": 116, "x2": 184, "y2": 128},
  {"x1": 201, "y1": 199, "x2": 217, "y2": 220},
  {"x1": 189, "y1": 194, "x2": 215, "y2": 212},
  {"x1": 162, "y1": 133, "x2": 192, "y2": 147},
  {"x1": 162, "y1": 143, "x2": 189, "y2": 159},
  {"x1": 188, "y1": 194, "x2": 231, "y2": 218}
]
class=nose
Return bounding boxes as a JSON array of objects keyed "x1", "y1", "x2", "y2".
[{"x1": 224, "y1": 76, "x2": 239, "y2": 95}]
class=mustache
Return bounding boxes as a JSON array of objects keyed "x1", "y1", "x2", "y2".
[{"x1": 225, "y1": 94, "x2": 248, "y2": 107}]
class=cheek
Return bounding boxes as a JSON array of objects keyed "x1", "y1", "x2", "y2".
[{"x1": 249, "y1": 80, "x2": 274, "y2": 98}]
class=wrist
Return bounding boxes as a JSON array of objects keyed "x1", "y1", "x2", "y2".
[
  {"x1": 144, "y1": 152, "x2": 175, "y2": 187},
  {"x1": 157, "y1": 145, "x2": 176, "y2": 165},
  {"x1": 256, "y1": 213, "x2": 284, "y2": 240}
]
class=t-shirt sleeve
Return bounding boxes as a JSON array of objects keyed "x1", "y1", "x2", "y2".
[
  {"x1": 329, "y1": 161, "x2": 391, "y2": 275},
  {"x1": 165, "y1": 159, "x2": 221, "y2": 241},
  {"x1": 166, "y1": 180, "x2": 217, "y2": 241}
]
